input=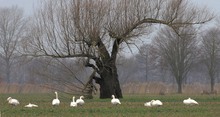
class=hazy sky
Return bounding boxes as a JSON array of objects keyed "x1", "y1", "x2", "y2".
[
  {"x1": 0, "y1": 0, "x2": 39, "y2": 15},
  {"x1": 192, "y1": 0, "x2": 220, "y2": 13},
  {"x1": 0, "y1": 0, "x2": 219, "y2": 16}
]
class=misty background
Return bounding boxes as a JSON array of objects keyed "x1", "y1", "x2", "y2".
[{"x1": 0, "y1": 0, "x2": 219, "y2": 95}]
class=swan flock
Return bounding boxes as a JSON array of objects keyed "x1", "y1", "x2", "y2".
[{"x1": 6, "y1": 92, "x2": 200, "y2": 108}]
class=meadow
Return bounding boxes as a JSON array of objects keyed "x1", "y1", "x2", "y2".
[{"x1": 1, "y1": 93, "x2": 220, "y2": 117}]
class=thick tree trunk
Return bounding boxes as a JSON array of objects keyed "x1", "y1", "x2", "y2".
[
  {"x1": 99, "y1": 71, "x2": 122, "y2": 98},
  {"x1": 92, "y1": 39, "x2": 123, "y2": 99},
  {"x1": 94, "y1": 64, "x2": 123, "y2": 99}
]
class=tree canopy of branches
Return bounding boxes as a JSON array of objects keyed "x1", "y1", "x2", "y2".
[{"x1": 24, "y1": 0, "x2": 213, "y2": 98}]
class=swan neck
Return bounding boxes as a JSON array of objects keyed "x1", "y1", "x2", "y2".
[{"x1": 56, "y1": 93, "x2": 58, "y2": 99}]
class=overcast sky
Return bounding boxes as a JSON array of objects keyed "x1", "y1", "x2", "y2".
[
  {"x1": 192, "y1": 0, "x2": 220, "y2": 13},
  {"x1": 0, "y1": 0, "x2": 39, "y2": 15},
  {"x1": 0, "y1": 0, "x2": 219, "y2": 16}
]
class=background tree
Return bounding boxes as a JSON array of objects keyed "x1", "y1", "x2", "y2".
[
  {"x1": 152, "y1": 26, "x2": 198, "y2": 93},
  {"x1": 24, "y1": 0, "x2": 213, "y2": 98},
  {"x1": 201, "y1": 27, "x2": 220, "y2": 93},
  {"x1": 135, "y1": 44, "x2": 156, "y2": 82},
  {"x1": 0, "y1": 6, "x2": 27, "y2": 83}
]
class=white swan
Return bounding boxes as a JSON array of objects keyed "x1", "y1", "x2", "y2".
[
  {"x1": 144, "y1": 100, "x2": 162, "y2": 107},
  {"x1": 24, "y1": 103, "x2": 38, "y2": 108},
  {"x1": 151, "y1": 100, "x2": 163, "y2": 106},
  {"x1": 52, "y1": 92, "x2": 60, "y2": 106},
  {"x1": 70, "y1": 96, "x2": 77, "y2": 107},
  {"x1": 7, "y1": 97, "x2": 20, "y2": 106},
  {"x1": 111, "y1": 95, "x2": 121, "y2": 105},
  {"x1": 76, "y1": 96, "x2": 85, "y2": 106},
  {"x1": 183, "y1": 98, "x2": 199, "y2": 105}
]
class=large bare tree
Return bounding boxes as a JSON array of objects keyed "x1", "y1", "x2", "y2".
[
  {"x1": 0, "y1": 6, "x2": 27, "y2": 83},
  {"x1": 201, "y1": 27, "x2": 220, "y2": 93},
  {"x1": 152, "y1": 25, "x2": 198, "y2": 93},
  {"x1": 24, "y1": 0, "x2": 213, "y2": 98}
]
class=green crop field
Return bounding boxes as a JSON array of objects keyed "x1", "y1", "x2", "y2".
[{"x1": 1, "y1": 93, "x2": 220, "y2": 117}]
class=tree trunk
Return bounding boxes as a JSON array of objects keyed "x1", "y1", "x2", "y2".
[
  {"x1": 210, "y1": 76, "x2": 215, "y2": 92},
  {"x1": 94, "y1": 64, "x2": 123, "y2": 99},
  {"x1": 177, "y1": 77, "x2": 182, "y2": 93},
  {"x1": 6, "y1": 60, "x2": 11, "y2": 92},
  {"x1": 6, "y1": 60, "x2": 11, "y2": 84},
  {"x1": 99, "y1": 71, "x2": 122, "y2": 98},
  {"x1": 92, "y1": 39, "x2": 123, "y2": 99},
  {"x1": 177, "y1": 83, "x2": 182, "y2": 93}
]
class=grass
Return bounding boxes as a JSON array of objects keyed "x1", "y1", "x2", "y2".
[{"x1": 1, "y1": 93, "x2": 220, "y2": 117}]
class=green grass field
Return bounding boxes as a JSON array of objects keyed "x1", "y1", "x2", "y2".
[{"x1": 1, "y1": 93, "x2": 220, "y2": 117}]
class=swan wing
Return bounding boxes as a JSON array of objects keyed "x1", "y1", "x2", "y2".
[
  {"x1": 111, "y1": 99, "x2": 121, "y2": 104},
  {"x1": 31, "y1": 103, "x2": 38, "y2": 107},
  {"x1": 52, "y1": 99, "x2": 60, "y2": 105},
  {"x1": 70, "y1": 102, "x2": 77, "y2": 107},
  {"x1": 116, "y1": 99, "x2": 121, "y2": 104},
  {"x1": 183, "y1": 99, "x2": 190, "y2": 105},
  {"x1": 151, "y1": 100, "x2": 162, "y2": 106},
  {"x1": 155, "y1": 100, "x2": 163, "y2": 106},
  {"x1": 25, "y1": 104, "x2": 32, "y2": 107},
  {"x1": 183, "y1": 98, "x2": 198, "y2": 105},
  {"x1": 144, "y1": 101, "x2": 151, "y2": 107},
  {"x1": 190, "y1": 99, "x2": 198, "y2": 105},
  {"x1": 76, "y1": 99, "x2": 84, "y2": 105}
]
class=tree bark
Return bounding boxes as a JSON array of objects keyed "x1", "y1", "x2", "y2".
[
  {"x1": 89, "y1": 38, "x2": 123, "y2": 99},
  {"x1": 94, "y1": 62, "x2": 122, "y2": 99},
  {"x1": 177, "y1": 83, "x2": 182, "y2": 93},
  {"x1": 96, "y1": 68, "x2": 122, "y2": 99},
  {"x1": 210, "y1": 76, "x2": 215, "y2": 92},
  {"x1": 6, "y1": 60, "x2": 11, "y2": 84},
  {"x1": 177, "y1": 77, "x2": 182, "y2": 93}
]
